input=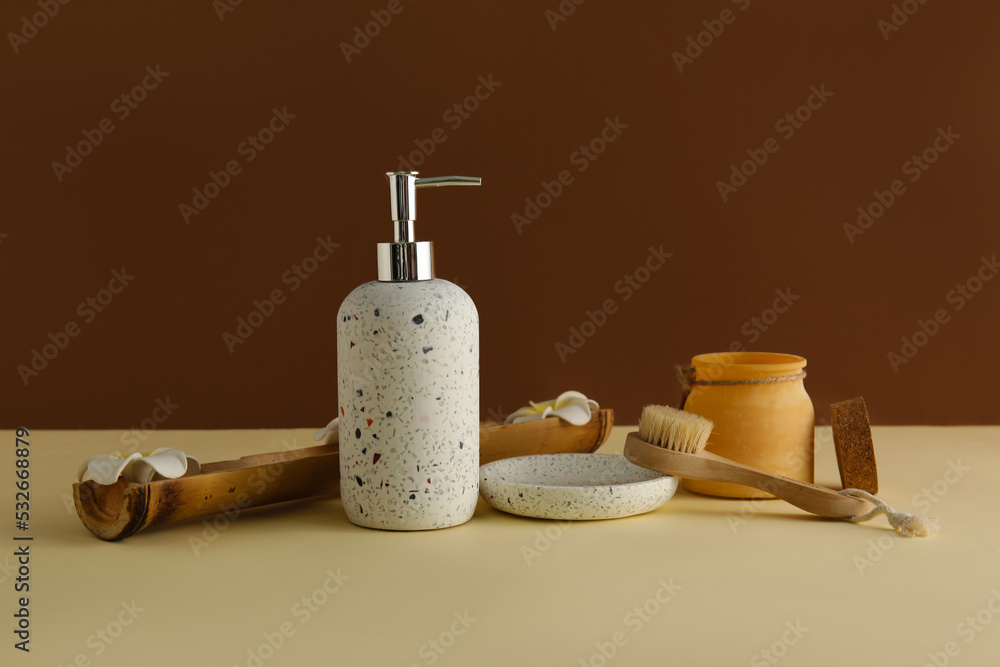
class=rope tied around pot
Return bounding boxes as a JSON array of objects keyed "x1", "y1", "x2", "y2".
[{"x1": 676, "y1": 364, "x2": 806, "y2": 408}]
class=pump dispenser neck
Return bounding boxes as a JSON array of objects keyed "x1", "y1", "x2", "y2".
[{"x1": 377, "y1": 171, "x2": 481, "y2": 282}]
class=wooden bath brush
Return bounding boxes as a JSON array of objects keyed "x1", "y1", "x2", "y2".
[{"x1": 623, "y1": 405, "x2": 938, "y2": 536}]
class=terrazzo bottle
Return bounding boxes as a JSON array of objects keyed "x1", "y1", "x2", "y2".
[{"x1": 337, "y1": 171, "x2": 481, "y2": 531}]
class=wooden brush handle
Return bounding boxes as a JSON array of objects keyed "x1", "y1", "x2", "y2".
[{"x1": 623, "y1": 433, "x2": 870, "y2": 518}]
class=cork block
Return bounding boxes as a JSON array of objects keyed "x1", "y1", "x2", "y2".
[{"x1": 830, "y1": 397, "x2": 878, "y2": 493}]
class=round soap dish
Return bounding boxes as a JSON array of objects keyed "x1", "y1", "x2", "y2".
[{"x1": 479, "y1": 454, "x2": 677, "y2": 521}]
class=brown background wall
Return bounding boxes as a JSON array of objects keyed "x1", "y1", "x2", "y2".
[{"x1": 2, "y1": 1, "x2": 998, "y2": 429}]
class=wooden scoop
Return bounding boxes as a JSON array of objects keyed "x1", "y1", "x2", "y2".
[
  {"x1": 74, "y1": 410, "x2": 613, "y2": 541},
  {"x1": 623, "y1": 432, "x2": 870, "y2": 518}
]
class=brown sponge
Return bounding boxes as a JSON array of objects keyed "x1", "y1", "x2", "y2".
[{"x1": 830, "y1": 397, "x2": 879, "y2": 493}]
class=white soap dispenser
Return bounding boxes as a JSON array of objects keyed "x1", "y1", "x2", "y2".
[{"x1": 337, "y1": 171, "x2": 481, "y2": 531}]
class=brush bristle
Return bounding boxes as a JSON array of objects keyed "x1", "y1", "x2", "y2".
[{"x1": 638, "y1": 405, "x2": 713, "y2": 454}]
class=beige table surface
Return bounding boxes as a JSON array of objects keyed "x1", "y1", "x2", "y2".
[{"x1": 6, "y1": 425, "x2": 1000, "y2": 666}]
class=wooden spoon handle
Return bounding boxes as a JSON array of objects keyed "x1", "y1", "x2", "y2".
[{"x1": 623, "y1": 433, "x2": 870, "y2": 518}]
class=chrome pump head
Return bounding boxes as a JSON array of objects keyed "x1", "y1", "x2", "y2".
[{"x1": 377, "y1": 172, "x2": 481, "y2": 282}]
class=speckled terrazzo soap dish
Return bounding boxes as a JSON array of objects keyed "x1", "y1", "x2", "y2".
[{"x1": 479, "y1": 454, "x2": 678, "y2": 521}]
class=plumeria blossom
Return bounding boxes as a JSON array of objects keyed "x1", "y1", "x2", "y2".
[
  {"x1": 314, "y1": 417, "x2": 340, "y2": 444},
  {"x1": 504, "y1": 391, "x2": 599, "y2": 426},
  {"x1": 76, "y1": 448, "x2": 200, "y2": 485}
]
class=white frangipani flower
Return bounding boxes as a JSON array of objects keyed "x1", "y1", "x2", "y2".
[
  {"x1": 76, "y1": 448, "x2": 200, "y2": 485},
  {"x1": 313, "y1": 417, "x2": 340, "y2": 444},
  {"x1": 504, "y1": 391, "x2": 599, "y2": 426}
]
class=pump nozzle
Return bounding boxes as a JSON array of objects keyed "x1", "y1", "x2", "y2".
[{"x1": 379, "y1": 171, "x2": 481, "y2": 282}]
